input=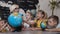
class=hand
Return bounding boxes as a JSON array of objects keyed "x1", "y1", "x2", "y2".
[
  {"x1": 22, "y1": 28, "x2": 26, "y2": 31},
  {"x1": 30, "y1": 21, "x2": 35, "y2": 25},
  {"x1": 29, "y1": 28, "x2": 35, "y2": 31}
]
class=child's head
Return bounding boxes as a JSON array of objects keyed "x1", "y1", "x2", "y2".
[
  {"x1": 36, "y1": 10, "x2": 46, "y2": 19},
  {"x1": 10, "y1": 4, "x2": 19, "y2": 12},
  {"x1": 26, "y1": 10, "x2": 33, "y2": 20},
  {"x1": 47, "y1": 15, "x2": 59, "y2": 28},
  {"x1": 0, "y1": 20, "x2": 5, "y2": 27}
]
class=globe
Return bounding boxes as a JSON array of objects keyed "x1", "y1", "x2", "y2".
[
  {"x1": 8, "y1": 13, "x2": 23, "y2": 27},
  {"x1": 40, "y1": 22, "x2": 46, "y2": 30}
]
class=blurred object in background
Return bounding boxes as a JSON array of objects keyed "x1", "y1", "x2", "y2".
[
  {"x1": 7, "y1": 1, "x2": 13, "y2": 5},
  {"x1": 0, "y1": 6, "x2": 10, "y2": 21}
]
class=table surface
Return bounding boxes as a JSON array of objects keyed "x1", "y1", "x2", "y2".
[{"x1": 0, "y1": 31, "x2": 60, "y2": 34}]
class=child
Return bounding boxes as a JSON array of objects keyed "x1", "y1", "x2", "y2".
[
  {"x1": 0, "y1": 20, "x2": 15, "y2": 32},
  {"x1": 9, "y1": 4, "x2": 22, "y2": 32},
  {"x1": 30, "y1": 10, "x2": 47, "y2": 30},
  {"x1": 0, "y1": 20, "x2": 7, "y2": 32},
  {"x1": 22, "y1": 10, "x2": 34, "y2": 30},
  {"x1": 45, "y1": 15, "x2": 60, "y2": 32}
]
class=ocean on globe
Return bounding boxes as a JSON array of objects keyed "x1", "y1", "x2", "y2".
[{"x1": 8, "y1": 13, "x2": 23, "y2": 27}]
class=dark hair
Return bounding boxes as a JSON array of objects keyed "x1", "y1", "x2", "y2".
[
  {"x1": 38, "y1": 10, "x2": 46, "y2": 18},
  {"x1": 48, "y1": 15, "x2": 59, "y2": 25}
]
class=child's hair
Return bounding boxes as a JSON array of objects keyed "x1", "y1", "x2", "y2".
[
  {"x1": 26, "y1": 10, "x2": 32, "y2": 16},
  {"x1": 26, "y1": 10, "x2": 33, "y2": 19},
  {"x1": 48, "y1": 15, "x2": 59, "y2": 25},
  {"x1": 38, "y1": 10, "x2": 47, "y2": 19}
]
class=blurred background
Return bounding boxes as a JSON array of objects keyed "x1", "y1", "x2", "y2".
[{"x1": 0, "y1": 0, "x2": 60, "y2": 22}]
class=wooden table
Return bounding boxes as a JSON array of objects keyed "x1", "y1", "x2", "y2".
[{"x1": 0, "y1": 31, "x2": 60, "y2": 34}]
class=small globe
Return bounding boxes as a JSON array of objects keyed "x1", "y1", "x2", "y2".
[
  {"x1": 40, "y1": 22, "x2": 46, "y2": 29},
  {"x1": 8, "y1": 13, "x2": 23, "y2": 27}
]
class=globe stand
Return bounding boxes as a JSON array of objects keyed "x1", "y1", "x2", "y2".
[
  {"x1": 41, "y1": 28, "x2": 45, "y2": 31},
  {"x1": 12, "y1": 26, "x2": 22, "y2": 32}
]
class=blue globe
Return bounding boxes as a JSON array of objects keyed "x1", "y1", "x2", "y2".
[
  {"x1": 8, "y1": 13, "x2": 23, "y2": 27},
  {"x1": 40, "y1": 22, "x2": 46, "y2": 29}
]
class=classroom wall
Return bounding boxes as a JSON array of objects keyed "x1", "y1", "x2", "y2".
[{"x1": 38, "y1": 0, "x2": 60, "y2": 23}]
